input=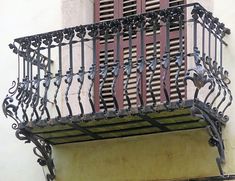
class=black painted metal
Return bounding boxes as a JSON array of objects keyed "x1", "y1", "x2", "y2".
[{"x1": 2, "y1": 3, "x2": 232, "y2": 180}]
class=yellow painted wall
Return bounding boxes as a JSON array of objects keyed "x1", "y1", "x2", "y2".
[
  {"x1": 213, "y1": 0, "x2": 235, "y2": 175},
  {"x1": 53, "y1": 1, "x2": 235, "y2": 181},
  {"x1": 54, "y1": 129, "x2": 220, "y2": 181}
]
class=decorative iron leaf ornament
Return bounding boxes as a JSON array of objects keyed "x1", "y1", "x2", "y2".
[{"x1": 185, "y1": 64, "x2": 213, "y2": 100}]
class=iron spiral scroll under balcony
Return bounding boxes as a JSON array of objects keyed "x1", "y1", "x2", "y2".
[{"x1": 2, "y1": 3, "x2": 232, "y2": 180}]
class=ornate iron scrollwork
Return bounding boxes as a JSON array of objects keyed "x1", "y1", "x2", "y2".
[
  {"x1": 191, "y1": 104, "x2": 225, "y2": 176},
  {"x1": 53, "y1": 31, "x2": 64, "y2": 120},
  {"x1": 2, "y1": 80, "x2": 21, "y2": 129},
  {"x1": 76, "y1": 25, "x2": 86, "y2": 117},
  {"x1": 16, "y1": 129, "x2": 55, "y2": 181},
  {"x1": 147, "y1": 12, "x2": 159, "y2": 108},
  {"x1": 185, "y1": 64, "x2": 213, "y2": 100},
  {"x1": 87, "y1": 24, "x2": 98, "y2": 114},
  {"x1": 64, "y1": 28, "x2": 75, "y2": 118},
  {"x1": 99, "y1": 22, "x2": 110, "y2": 114},
  {"x1": 38, "y1": 35, "x2": 53, "y2": 122},
  {"x1": 123, "y1": 17, "x2": 134, "y2": 111}
]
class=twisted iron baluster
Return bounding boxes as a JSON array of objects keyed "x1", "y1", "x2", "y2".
[
  {"x1": 53, "y1": 31, "x2": 63, "y2": 120},
  {"x1": 20, "y1": 40, "x2": 32, "y2": 123},
  {"x1": 218, "y1": 25, "x2": 232, "y2": 120},
  {"x1": 30, "y1": 36, "x2": 42, "y2": 122},
  {"x1": 64, "y1": 28, "x2": 74, "y2": 118},
  {"x1": 147, "y1": 12, "x2": 159, "y2": 107},
  {"x1": 204, "y1": 13, "x2": 219, "y2": 108},
  {"x1": 215, "y1": 24, "x2": 228, "y2": 114},
  {"x1": 23, "y1": 45, "x2": 37, "y2": 123},
  {"x1": 136, "y1": 15, "x2": 145, "y2": 110},
  {"x1": 175, "y1": 8, "x2": 184, "y2": 104},
  {"x1": 220, "y1": 66, "x2": 232, "y2": 119},
  {"x1": 192, "y1": 6, "x2": 202, "y2": 100},
  {"x1": 99, "y1": 23, "x2": 109, "y2": 113},
  {"x1": 76, "y1": 25, "x2": 86, "y2": 116},
  {"x1": 161, "y1": 10, "x2": 171, "y2": 105},
  {"x1": 123, "y1": 17, "x2": 133, "y2": 111},
  {"x1": 39, "y1": 35, "x2": 53, "y2": 121},
  {"x1": 87, "y1": 24, "x2": 98, "y2": 114},
  {"x1": 203, "y1": 12, "x2": 216, "y2": 106},
  {"x1": 210, "y1": 61, "x2": 221, "y2": 109},
  {"x1": 209, "y1": 18, "x2": 224, "y2": 112},
  {"x1": 111, "y1": 20, "x2": 121, "y2": 113},
  {"x1": 15, "y1": 45, "x2": 28, "y2": 123}
]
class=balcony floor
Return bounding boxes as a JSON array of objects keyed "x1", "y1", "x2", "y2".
[{"x1": 25, "y1": 100, "x2": 209, "y2": 145}]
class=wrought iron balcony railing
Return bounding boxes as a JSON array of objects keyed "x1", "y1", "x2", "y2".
[{"x1": 2, "y1": 3, "x2": 232, "y2": 181}]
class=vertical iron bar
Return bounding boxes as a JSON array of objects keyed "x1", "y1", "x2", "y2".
[
  {"x1": 99, "y1": 29, "x2": 109, "y2": 113},
  {"x1": 112, "y1": 27, "x2": 120, "y2": 113},
  {"x1": 88, "y1": 34, "x2": 97, "y2": 114},
  {"x1": 162, "y1": 16, "x2": 170, "y2": 105},
  {"x1": 53, "y1": 32, "x2": 63, "y2": 120},
  {"x1": 93, "y1": 37, "x2": 96, "y2": 64},
  {"x1": 175, "y1": 12, "x2": 183, "y2": 103},
  {"x1": 77, "y1": 28, "x2": 86, "y2": 116},
  {"x1": 148, "y1": 18, "x2": 158, "y2": 107},
  {"x1": 23, "y1": 55, "x2": 26, "y2": 78},
  {"x1": 202, "y1": 17, "x2": 205, "y2": 61},
  {"x1": 124, "y1": 21, "x2": 133, "y2": 111},
  {"x1": 215, "y1": 32, "x2": 217, "y2": 62},
  {"x1": 193, "y1": 19, "x2": 197, "y2": 48},
  {"x1": 208, "y1": 24, "x2": 211, "y2": 58},
  {"x1": 81, "y1": 37, "x2": 85, "y2": 68},
  {"x1": 153, "y1": 22, "x2": 157, "y2": 56},
  {"x1": 65, "y1": 30, "x2": 74, "y2": 118},
  {"x1": 137, "y1": 20, "x2": 145, "y2": 109},
  {"x1": 220, "y1": 41, "x2": 223, "y2": 67}
]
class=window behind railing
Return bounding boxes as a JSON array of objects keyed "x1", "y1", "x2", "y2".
[{"x1": 95, "y1": 0, "x2": 186, "y2": 112}]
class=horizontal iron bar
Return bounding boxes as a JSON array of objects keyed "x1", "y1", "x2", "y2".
[
  {"x1": 33, "y1": 117, "x2": 201, "y2": 136},
  {"x1": 41, "y1": 119, "x2": 203, "y2": 141},
  {"x1": 50, "y1": 127, "x2": 206, "y2": 145},
  {"x1": 13, "y1": 3, "x2": 229, "y2": 44},
  {"x1": 71, "y1": 123, "x2": 102, "y2": 139}
]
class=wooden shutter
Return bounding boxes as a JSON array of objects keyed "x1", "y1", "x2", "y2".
[
  {"x1": 98, "y1": 0, "x2": 115, "y2": 22},
  {"x1": 145, "y1": 0, "x2": 160, "y2": 12},
  {"x1": 95, "y1": 0, "x2": 186, "y2": 112}
]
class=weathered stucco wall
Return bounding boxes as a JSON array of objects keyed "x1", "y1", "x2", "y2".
[
  {"x1": 54, "y1": 129, "x2": 219, "y2": 181},
  {"x1": 0, "y1": 0, "x2": 62, "y2": 180}
]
